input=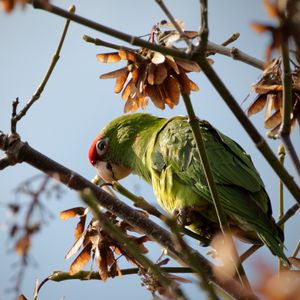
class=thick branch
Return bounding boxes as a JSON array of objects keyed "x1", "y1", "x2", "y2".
[
  {"x1": 0, "y1": 132, "x2": 259, "y2": 300},
  {"x1": 82, "y1": 190, "x2": 189, "y2": 300},
  {"x1": 31, "y1": 0, "x2": 264, "y2": 70},
  {"x1": 193, "y1": 58, "x2": 300, "y2": 207}
]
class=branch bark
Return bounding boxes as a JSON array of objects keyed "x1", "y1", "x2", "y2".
[
  {"x1": 31, "y1": 0, "x2": 264, "y2": 70},
  {"x1": 0, "y1": 132, "x2": 259, "y2": 300},
  {"x1": 30, "y1": 0, "x2": 300, "y2": 208}
]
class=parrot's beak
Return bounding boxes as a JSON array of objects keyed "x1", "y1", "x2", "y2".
[{"x1": 94, "y1": 161, "x2": 132, "y2": 183}]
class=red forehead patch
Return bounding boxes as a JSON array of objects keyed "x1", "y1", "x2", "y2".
[{"x1": 88, "y1": 131, "x2": 103, "y2": 165}]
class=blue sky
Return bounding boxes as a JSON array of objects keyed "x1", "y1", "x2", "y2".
[{"x1": 0, "y1": 1, "x2": 299, "y2": 299}]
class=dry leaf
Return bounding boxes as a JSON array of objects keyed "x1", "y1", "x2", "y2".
[
  {"x1": 100, "y1": 67, "x2": 129, "y2": 79},
  {"x1": 15, "y1": 235, "x2": 31, "y2": 256},
  {"x1": 59, "y1": 207, "x2": 86, "y2": 220},
  {"x1": 247, "y1": 94, "x2": 268, "y2": 116},
  {"x1": 119, "y1": 49, "x2": 143, "y2": 63},
  {"x1": 65, "y1": 233, "x2": 86, "y2": 259},
  {"x1": 154, "y1": 63, "x2": 168, "y2": 85},
  {"x1": 96, "y1": 52, "x2": 121, "y2": 63},
  {"x1": 289, "y1": 257, "x2": 300, "y2": 269},
  {"x1": 114, "y1": 74, "x2": 129, "y2": 93},
  {"x1": 265, "y1": 109, "x2": 281, "y2": 129},
  {"x1": 175, "y1": 58, "x2": 201, "y2": 72},
  {"x1": 263, "y1": 0, "x2": 280, "y2": 18},
  {"x1": 69, "y1": 243, "x2": 92, "y2": 275},
  {"x1": 74, "y1": 216, "x2": 86, "y2": 240}
]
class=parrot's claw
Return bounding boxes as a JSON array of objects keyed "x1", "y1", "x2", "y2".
[{"x1": 173, "y1": 208, "x2": 193, "y2": 227}]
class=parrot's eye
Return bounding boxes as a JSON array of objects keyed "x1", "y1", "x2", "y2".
[{"x1": 96, "y1": 138, "x2": 108, "y2": 156}]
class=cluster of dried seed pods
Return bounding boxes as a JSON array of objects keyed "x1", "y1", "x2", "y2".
[
  {"x1": 247, "y1": 58, "x2": 300, "y2": 137},
  {"x1": 60, "y1": 207, "x2": 150, "y2": 281},
  {"x1": 97, "y1": 48, "x2": 203, "y2": 112}
]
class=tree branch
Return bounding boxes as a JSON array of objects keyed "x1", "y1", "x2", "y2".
[
  {"x1": 10, "y1": 5, "x2": 75, "y2": 134},
  {"x1": 111, "y1": 181, "x2": 211, "y2": 245},
  {"x1": 155, "y1": 0, "x2": 192, "y2": 48},
  {"x1": 279, "y1": 33, "x2": 300, "y2": 177},
  {"x1": 192, "y1": 57, "x2": 300, "y2": 207},
  {"x1": 81, "y1": 189, "x2": 189, "y2": 300},
  {"x1": 31, "y1": 0, "x2": 264, "y2": 70},
  {"x1": 0, "y1": 132, "x2": 259, "y2": 300},
  {"x1": 47, "y1": 267, "x2": 194, "y2": 282},
  {"x1": 29, "y1": 0, "x2": 300, "y2": 207}
]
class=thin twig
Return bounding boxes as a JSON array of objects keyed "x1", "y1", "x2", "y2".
[
  {"x1": 278, "y1": 144, "x2": 285, "y2": 272},
  {"x1": 277, "y1": 203, "x2": 299, "y2": 226},
  {"x1": 292, "y1": 241, "x2": 300, "y2": 257},
  {"x1": 47, "y1": 267, "x2": 194, "y2": 282},
  {"x1": 278, "y1": 145, "x2": 286, "y2": 224},
  {"x1": 31, "y1": 0, "x2": 264, "y2": 70},
  {"x1": 83, "y1": 35, "x2": 136, "y2": 52},
  {"x1": 221, "y1": 33, "x2": 240, "y2": 47},
  {"x1": 240, "y1": 245, "x2": 261, "y2": 263},
  {"x1": 112, "y1": 181, "x2": 211, "y2": 245},
  {"x1": 166, "y1": 218, "x2": 219, "y2": 300},
  {"x1": 112, "y1": 181, "x2": 163, "y2": 218},
  {"x1": 182, "y1": 92, "x2": 251, "y2": 290},
  {"x1": 155, "y1": 0, "x2": 192, "y2": 47},
  {"x1": 10, "y1": 5, "x2": 75, "y2": 134},
  {"x1": 186, "y1": 2, "x2": 250, "y2": 288},
  {"x1": 10, "y1": 98, "x2": 19, "y2": 134},
  {"x1": 279, "y1": 32, "x2": 300, "y2": 177},
  {"x1": 286, "y1": 0, "x2": 300, "y2": 63}
]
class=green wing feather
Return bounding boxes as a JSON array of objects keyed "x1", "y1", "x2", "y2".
[{"x1": 149, "y1": 116, "x2": 287, "y2": 262}]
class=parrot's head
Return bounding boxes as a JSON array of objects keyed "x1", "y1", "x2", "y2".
[
  {"x1": 89, "y1": 113, "x2": 164, "y2": 183},
  {"x1": 88, "y1": 116, "x2": 135, "y2": 183}
]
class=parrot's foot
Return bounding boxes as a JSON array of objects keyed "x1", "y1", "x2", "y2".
[{"x1": 173, "y1": 208, "x2": 193, "y2": 227}]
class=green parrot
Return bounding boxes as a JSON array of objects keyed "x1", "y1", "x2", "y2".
[{"x1": 88, "y1": 113, "x2": 287, "y2": 262}]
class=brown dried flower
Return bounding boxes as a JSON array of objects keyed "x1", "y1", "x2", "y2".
[
  {"x1": 1, "y1": 0, "x2": 26, "y2": 12},
  {"x1": 60, "y1": 207, "x2": 150, "y2": 280},
  {"x1": 1, "y1": 0, "x2": 49, "y2": 12},
  {"x1": 97, "y1": 22, "x2": 207, "y2": 112},
  {"x1": 251, "y1": 0, "x2": 285, "y2": 62},
  {"x1": 247, "y1": 58, "x2": 300, "y2": 138}
]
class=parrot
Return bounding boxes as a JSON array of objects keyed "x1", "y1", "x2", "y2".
[{"x1": 88, "y1": 113, "x2": 287, "y2": 262}]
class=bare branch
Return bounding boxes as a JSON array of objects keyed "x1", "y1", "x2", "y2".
[
  {"x1": 45, "y1": 267, "x2": 193, "y2": 282},
  {"x1": 292, "y1": 241, "x2": 300, "y2": 257},
  {"x1": 277, "y1": 203, "x2": 299, "y2": 226},
  {"x1": 221, "y1": 32, "x2": 240, "y2": 47},
  {"x1": 81, "y1": 189, "x2": 190, "y2": 300},
  {"x1": 0, "y1": 132, "x2": 260, "y2": 300},
  {"x1": 0, "y1": 156, "x2": 14, "y2": 170},
  {"x1": 10, "y1": 5, "x2": 75, "y2": 134},
  {"x1": 278, "y1": 24, "x2": 300, "y2": 177},
  {"x1": 32, "y1": 0, "x2": 264, "y2": 70},
  {"x1": 83, "y1": 35, "x2": 136, "y2": 52},
  {"x1": 155, "y1": 0, "x2": 192, "y2": 48}
]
